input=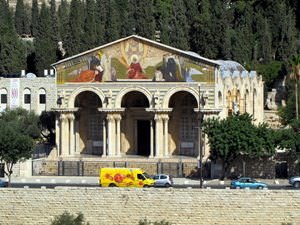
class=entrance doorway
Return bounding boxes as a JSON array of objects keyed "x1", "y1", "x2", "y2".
[{"x1": 137, "y1": 120, "x2": 150, "y2": 156}]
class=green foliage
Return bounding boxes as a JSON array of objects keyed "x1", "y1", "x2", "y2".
[
  {"x1": 255, "y1": 61, "x2": 286, "y2": 88},
  {"x1": 51, "y1": 211, "x2": 90, "y2": 225},
  {"x1": 39, "y1": 111, "x2": 56, "y2": 145},
  {"x1": 0, "y1": 108, "x2": 39, "y2": 185},
  {"x1": 203, "y1": 113, "x2": 276, "y2": 178},
  {"x1": 138, "y1": 219, "x2": 172, "y2": 225}
]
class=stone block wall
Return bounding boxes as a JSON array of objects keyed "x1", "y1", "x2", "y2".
[{"x1": 0, "y1": 188, "x2": 299, "y2": 225}]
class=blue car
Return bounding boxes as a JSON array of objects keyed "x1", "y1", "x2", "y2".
[
  {"x1": 230, "y1": 177, "x2": 267, "y2": 189},
  {"x1": 0, "y1": 179, "x2": 8, "y2": 187}
]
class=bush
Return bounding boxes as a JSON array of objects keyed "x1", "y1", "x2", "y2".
[{"x1": 51, "y1": 211, "x2": 90, "y2": 225}]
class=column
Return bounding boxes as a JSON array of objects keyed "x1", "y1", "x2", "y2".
[
  {"x1": 60, "y1": 113, "x2": 69, "y2": 156},
  {"x1": 163, "y1": 114, "x2": 169, "y2": 157},
  {"x1": 69, "y1": 113, "x2": 75, "y2": 156},
  {"x1": 115, "y1": 114, "x2": 121, "y2": 157},
  {"x1": 149, "y1": 120, "x2": 154, "y2": 158},
  {"x1": 55, "y1": 114, "x2": 60, "y2": 157},
  {"x1": 102, "y1": 119, "x2": 107, "y2": 157},
  {"x1": 106, "y1": 114, "x2": 115, "y2": 157},
  {"x1": 75, "y1": 120, "x2": 80, "y2": 154},
  {"x1": 154, "y1": 114, "x2": 163, "y2": 157}
]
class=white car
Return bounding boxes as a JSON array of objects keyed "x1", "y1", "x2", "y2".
[
  {"x1": 152, "y1": 174, "x2": 173, "y2": 187},
  {"x1": 289, "y1": 176, "x2": 300, "y2": 188}
]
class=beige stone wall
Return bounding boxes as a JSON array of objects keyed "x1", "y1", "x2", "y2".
[{"x1": 0, "y1": 188, "x2": 299, "y2": 225}]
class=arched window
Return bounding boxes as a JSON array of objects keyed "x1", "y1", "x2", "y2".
[
  {"x1": 38, "y1": 88, "x2": 46, "y2": 114},
  {"x1": 23, "y1": 88, "x2": 31, "y2": 111},
  {"x1": 0, "y1": 89, "x2": 8, "y2": 112},
  {"x1": 244, "y1": 90, "x2": 249, "y2": 113},
  {"x1": 218, "y1": 91, "x2": 222, "y2": 108},
  {"x1": 253, "y1": 89, "x2": 257, "y2": 119}
]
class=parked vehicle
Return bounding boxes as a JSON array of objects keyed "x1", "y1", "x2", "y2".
[
  {"x1": 99, "y1": 168, "x2": 155, "y2": 188},
  {"x1": 230, "y1": 177, "x2": 267, "y2": 189},
  {"x1": 152, "y1": 174, "x2": 173, "y2": 187},
  {"x1": 0, "y1": 179, "x2": 8, "y2": 187},
  {"x1": 289, "y1": 176, "x2": 300, "y2": 188}
]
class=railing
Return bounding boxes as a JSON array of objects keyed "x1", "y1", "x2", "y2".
[{"x1": 32, "y1": 160, "x2": 199, "y2": 178}]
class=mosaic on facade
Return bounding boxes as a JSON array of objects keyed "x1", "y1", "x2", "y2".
[{"x1": 56, "y1": 38, "x2": 215, "y2": 84}]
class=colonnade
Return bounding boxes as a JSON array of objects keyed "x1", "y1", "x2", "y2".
[{"x1": 55, "y1": 109, "x2": 171, "y2": 158}]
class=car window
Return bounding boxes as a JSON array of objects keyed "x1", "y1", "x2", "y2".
[
  {"x1": 161, "y1": 175, "x2": 167, "y2": 179},
  {"x1": 153, "y1": 175, "x2": 159, "y2": 180},
  {"x1": 137, "y1": 174, "x2": 145, "y2": 180}
]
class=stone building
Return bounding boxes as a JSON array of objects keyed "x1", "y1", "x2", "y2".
[{"x1": 51, "y1": 35, "x2": 264, "y2": 160}]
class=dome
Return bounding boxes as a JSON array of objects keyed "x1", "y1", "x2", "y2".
[{"x1": 216, "y1": 60, "x2": 247, "y2": 78}]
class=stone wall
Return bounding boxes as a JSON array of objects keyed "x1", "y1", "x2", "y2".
[{"x1": 0, "y1": 188, "x2": 299, "y2": 225}]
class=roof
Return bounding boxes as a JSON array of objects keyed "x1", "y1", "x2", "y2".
[{"x1": 51, "y1": 35, "x2": 220, "y2": 67}]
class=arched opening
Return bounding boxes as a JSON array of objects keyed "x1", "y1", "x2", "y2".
[
  {"x1": 253, "y1": 89, "x2": 257, "y2": 119},
  {"x1": 121, "y1": 91, "x2": 150, "y2": 156},
  {"x1": 23, "y1": 88, "x2": 31, "y2": 111},
  {"x1": 74, "y1": 91, "x2": 103, "y2": 155},
  {"x1": 0, "y1": 89, "x2": 8, "y2": 112},
  {"x1": 168, "y1": 91, "x2": 197, "y2": 156},
  {"x1": 218, "y1": 91, "x2": 222, "y2": 108},
  {"x1": 38, "y1": 88, "x2": 46, "y2": 114},
  {"x1": 245, "y1": 90, "x2": 249, "y2": 113},
  {"x1": 227, "y1": 91, "x2": 232, "y2": 116}
]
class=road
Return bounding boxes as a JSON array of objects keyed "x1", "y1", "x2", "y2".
[{"x1": 5, "y1": 176, "x2": 296, "y2": 190}]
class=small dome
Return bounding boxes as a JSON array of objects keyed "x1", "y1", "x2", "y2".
[{"x1": 216, "y1": 60, "x2": 247, "y2": 78}]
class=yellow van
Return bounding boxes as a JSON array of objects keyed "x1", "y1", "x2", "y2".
[{"x1": 99, "y1": 167, "x2": 155, "y2": 188}]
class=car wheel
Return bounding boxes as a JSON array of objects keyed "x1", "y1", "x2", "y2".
[
  {"x1": 293, "y1": 181, "x2": 300, "y2": 188},
  {"x1": 257, "y1": 186, "x2": 263, "y2": 189},
  {"x1": 165, "y1": 183, "x2": 171, "y2": 188},
  {"x1": 109, "y1": 183, "x2": 116, "y2": 187},
  {"x1": 143, "y1": 185, "x2": 149, "y2": 188}
]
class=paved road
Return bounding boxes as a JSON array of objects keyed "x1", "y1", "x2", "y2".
[{"x1": 5, "y1": 176, "x2": 296, "y2": 190}]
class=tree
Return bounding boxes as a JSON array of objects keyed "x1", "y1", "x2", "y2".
[
  {"x1": 14, "y1": 0, "x2": 30, "y2": 35},
  {"x1": 105, "y1": 0, "x2": 121, "y2": 42},
  {"x1": 0, "y1": 108, "x2": 40, "y2": 186},
  {"x1": 51, "y1": 211, "x2": 90, "y2": 225},
  {"x1": 203, "y1": 113, "x2": 276, "y2": 179},
  {"x1": 31, "y1": 0, "x2": 39, "y2": 37},
  {"x1": 39, "y1": 111, "x2": 56, "y2": 146},
  {"x1": 134, "y1": 0, "x2": 155, "y2": 39},
  {"x1": 168, "y1": 0, "x2": 189, "y2": 50},
  {"x1": 0, "y1": 0, "x2": 26, "y2": 75},
  {"x1": 82, "y1": 0, "x2": 97, "y2": 50}
]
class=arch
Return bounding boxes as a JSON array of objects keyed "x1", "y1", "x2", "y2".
[
  {"x1": 218, "y1": 91, "x2": 222, "y2": 107},
  {"x1": 0, "y1": 88, "x2": 8, "y2": 112},
  {"x1": 23, "y1": 88, "x2": 31, "y2": 111},
  {"x1": 244, "y1": 89, "x2": 249, "y2": 113},
  {"x1": 68, "y1": 86, "x2": 105, "y2": 108},
  {"x1": 115, "y1": 86, "x2": 152, "y2": 108},
  {"x1": 253, "y1": 88, "x2": 257, "y2": 119},
  {"x1": 163, "y1": 87, "x2": 199, "y2": 109}
]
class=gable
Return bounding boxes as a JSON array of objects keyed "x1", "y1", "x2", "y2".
[{"x1": 54, "y1": 36, "x2": 217, "y2": 84}]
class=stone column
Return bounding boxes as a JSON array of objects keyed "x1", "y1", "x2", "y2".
[
  {"x1": 75, "y1": 120, "x2": 80, "y2": 154},
  {"x1": 69, "y1": 113, "x2": 75, "y2": 156},
  {"x1": 55, "y1": 114, "x2": 60, "y2": 156},
  {"x1": 154, "y1": 114, "x2": 163, "y2": 157},
  {"x1": 149, "y1": 119, "x2": 154, "y2": 158},
  {"x1": 115, "y1": 114, "x2": 121, "y2": 157},
  {"x1": 102, "y1": 119, "x2": 107, "y2": 157},
  {"x1": 60, "y1": 113, "x2": 69, "y2": 156},
  {"x1": 106, "y1": 114, "x2": 115, "y2": 157},
  {"x1": 163, "y1": 114, "x2": 169, "y2": 157}
]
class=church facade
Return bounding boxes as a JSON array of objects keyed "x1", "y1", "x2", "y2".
[{"x1": 50, "y1": 35, "x2": 264, "y2": 160}]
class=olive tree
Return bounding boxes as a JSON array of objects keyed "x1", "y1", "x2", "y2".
[{"x1": 0, "y1": 108, "x2": 40, "y2": 185}]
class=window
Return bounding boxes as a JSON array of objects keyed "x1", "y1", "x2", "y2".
[
  {"x1": 39, "y1": 94, "x2": 46, "y2": 104},
  {"x1": 24, "y1": 94, "x2": 31, "y2": 104},
  {"x1": 1, "y1": 94, "x2": 7, "y2": 104}
]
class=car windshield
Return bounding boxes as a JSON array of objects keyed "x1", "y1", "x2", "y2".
[{"x1": 143, "y1": 173, "x2": 151, "y2": 179}]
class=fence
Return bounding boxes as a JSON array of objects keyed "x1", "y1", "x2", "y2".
[{"x1": 32, "y1": 160, "x2": 199, "y2": 178}]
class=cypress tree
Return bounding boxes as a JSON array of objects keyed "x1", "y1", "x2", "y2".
[
  {"x1": 105, "y1": 0, "x2": 121, "y2": 42},
  {"x1": 0, "y1": 0, "x2": 25, "y2": 75},
  {"x1": 57, "y1": 0, "x2": 70, "y2": 46},
  {"x1": 135, "y1": 0, "x2": 155, "y2": 39},
  {"x1": 83, "y1": 0, "x2": 97, "y2": 49},
  {"x1": 35, "y1": 2, "x2": 56, "y2": 76},
  {"x1": 169, "y1": 0, "x2": 189, "y2": 50},
  {"x1": 117, "y1": 0, "x2": 131, "y2": 37},
  {"x1": 153, "y1": 0, "x2": 171, "y2": 44},
  {"x1": 15, "y1": 0, "x2": 30, "y2": 35},
  {"x1": 65, "y1": 0, "x2": 84, "y2": 55},
  {"x1": 95, "y1": 0, "x2": 107, "y2": 45},
  {"x1": 31, "y1": 0, "x2": 39, "y2": 37}
]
